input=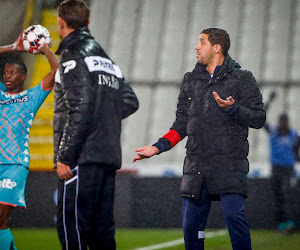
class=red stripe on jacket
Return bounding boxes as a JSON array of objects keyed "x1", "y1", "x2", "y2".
[{"x1": 162, "y1": 129, "x2": 181, "y2": 147}]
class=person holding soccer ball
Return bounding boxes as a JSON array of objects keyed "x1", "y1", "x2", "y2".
[
  {"x1": 54, "y1": 1, "x2": 138, "y2": 249},
  {"x1": 0, "y1": 34, "x2": 58, "y2": 249},
  {"x1": 133, "y1": 28, "x2": 266, "y2": 250}
]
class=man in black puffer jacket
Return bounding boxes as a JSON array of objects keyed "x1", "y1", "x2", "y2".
[
  {"x1": 54, "y1": 1, "x2": 139, "y2": 249},
  {"x1": 134, "y1": 28, "x2": 265, "y2": 250}
]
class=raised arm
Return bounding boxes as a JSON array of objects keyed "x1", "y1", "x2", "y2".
[
  {"x1": 0, "y1": 44, "x2": 17, "y2": 54},
  {"x1": 0, "y1": 32, "x2": 25, "y2": 54},
  {"x1": 38, "y1": 44, "x2": 59, "y2": 90}
]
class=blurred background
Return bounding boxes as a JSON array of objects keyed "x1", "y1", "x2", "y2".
[{"x1": 0, "y1": 0, "x2": 299, "y2": 235}]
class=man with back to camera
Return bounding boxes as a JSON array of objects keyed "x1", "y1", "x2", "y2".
[
  {"x1": 0, "y1": 35, "x2": 58, "y2": 249},
  {"x1": 133, "y1": 28, "x2": 266, "y2": 250},
  {"x1": 54, "y1": 1, "x2": 139, "y2": 249}
]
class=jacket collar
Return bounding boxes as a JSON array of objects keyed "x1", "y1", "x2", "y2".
[
  {"x1": 55, "y1": 27, "x2": 92, "y2": 55},
  {"x1": 193, "y1": 54, "x2": 241, "y2": 79}
]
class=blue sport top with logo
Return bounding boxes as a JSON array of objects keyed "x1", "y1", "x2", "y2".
[{"x1": 0, "y1": 81, "x2": 51, "y2": 168}]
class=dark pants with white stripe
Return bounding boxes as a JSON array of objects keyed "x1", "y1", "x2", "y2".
[
  {"x1": 56, "y1": 165, "x2": 116, "y2": 250},
  {"x1": 183, "y1": 181, "x2": 252, "y2": 250}
]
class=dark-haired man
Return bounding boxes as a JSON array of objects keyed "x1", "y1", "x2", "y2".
[
  {"x1": 54, "y1": 1, "x2": 139, "y2": 249},
  {"x1": 134, "y1": 28, "x2": 266, "y2": 249},
  {"x1": 0, "y1": 35, "x2": 58, "y2": 249},
  {"x1": 265, "y1": 113, "x2": 299, "y2": 233}
]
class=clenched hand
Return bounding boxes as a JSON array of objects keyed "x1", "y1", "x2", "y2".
[{"x1": 56, "y1": 162, "x2": 73, "y2": 180}]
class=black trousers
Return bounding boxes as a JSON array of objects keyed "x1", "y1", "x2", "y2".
[
  {"x1": 56, "y1": 165, "x2": 116, "y2": 250},
  {"x1": 271, "y1": 165, "x2": 294, "y2": 223}
]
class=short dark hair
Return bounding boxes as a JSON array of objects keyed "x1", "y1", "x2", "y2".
[
  {"x1": 5, "y1": 57, "x2": 27, "y2": 75},
  {"x1": 58, "y1": 0, "x2": 90, "y2": 30},
  {"x1": 201, "y1": 28, "x2": 230, "y2": 55},
  {"x1": 279, "y1": 113, "x2": 289, "y2": 123}
]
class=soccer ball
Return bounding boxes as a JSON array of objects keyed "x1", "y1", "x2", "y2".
[{"x1": 22, "y1": 25, "x2": 52, "y2": 54}]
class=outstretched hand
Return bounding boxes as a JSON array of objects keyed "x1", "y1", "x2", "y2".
[
  {"x1": 213, "y1": 91, "x2": 235, "y2": 110},
  {"x1": 133, "y1": 146, "x2": 159, "y2": 162}
]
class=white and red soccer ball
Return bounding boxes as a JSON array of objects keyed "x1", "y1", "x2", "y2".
[{"x1": 22, "y1": 25, "x2": 52, "y2": 54}]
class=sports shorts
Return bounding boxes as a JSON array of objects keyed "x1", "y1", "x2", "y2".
[{"x1": 0, "y1": 164, "x2": 28, "y2": 207}]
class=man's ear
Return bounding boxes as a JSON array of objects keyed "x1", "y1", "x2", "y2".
[
  {"x1": 215, "y1": 44, "x2": 222, "y2": 54},
  {"x1": 58, "y1": 17, "x2": 67, "y2": 29},
  {"x1": 87, "y1": 19, "x2": 90, "y2": 27},
  {"x1": 22, "y1": 73, "x2": 27, "y2": 82}
]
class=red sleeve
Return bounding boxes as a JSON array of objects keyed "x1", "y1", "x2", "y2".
[{"x1": 162, "y1": 129, "x2": 181, "y2": 147}]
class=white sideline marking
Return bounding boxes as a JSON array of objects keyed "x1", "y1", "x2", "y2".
[{"x1": 130, "y1": 229, "x2": 227, "y2": 250}]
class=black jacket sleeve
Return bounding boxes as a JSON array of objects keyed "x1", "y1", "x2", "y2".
[
  {"x1": 229, "y1": 71, "x2": 266, "y2": 129},
  {"x1": 57, "y1": 50, "x2": 95, "y2": 167},
  {"x1": 170, "y1": 74, "x2": 189, "y2": 140},
  {"x1": 122, "y1": 79, "x2": 139, "y2": 119}
]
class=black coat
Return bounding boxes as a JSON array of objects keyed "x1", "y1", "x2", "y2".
[
  {"x1": 171, "y1": 54, "x2": 265, "y2": 199},
  {"x1": 54, "y1": 28, "x2": 139, "y2": 169}
]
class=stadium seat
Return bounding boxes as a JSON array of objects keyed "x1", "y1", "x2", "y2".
[
  {"x1": 237, "y1": 0, "x2": 266, "y2": 81},
  {"x1": 263, "y1": 0, "x2": 291, "y2": 82}
]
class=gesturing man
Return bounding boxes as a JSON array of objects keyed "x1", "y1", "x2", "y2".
[
  {"x1": 0, "y1": 35, "x2": 58, "y2": 249},
  {"x1": 54, "y1": 1, "x2": 139, "y2": 249},
  {"x1": 133, "y1": 28, "x2": 265, "y2": 250}
]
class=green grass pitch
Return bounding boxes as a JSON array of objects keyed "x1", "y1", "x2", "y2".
[{"x1": 11, "y1": 228, "x2": 300, "y2": 249}]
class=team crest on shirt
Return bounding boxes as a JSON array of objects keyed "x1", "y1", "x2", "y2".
[{"x1": 19, "y1": 90, "x2": 28, "y2": 96}]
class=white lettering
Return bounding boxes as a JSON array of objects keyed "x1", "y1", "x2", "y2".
[
  {"x1": 1, "y1": 179, "x2": 6, "y2": 188},
  {"x1": 62, "y1": 60, "x2": 77, "y2": 74},
  {"x1": 98, "y1": 74, "x2": 119, "y2": 89},
  {"x1": 55, "y1": 69, "x2": 61, "y2": 84},
  {"x1": 84, "y1": 56, "x2": 123, "y2": 78},
  {"x1": 198, "y1": 231, "x2": 205, "y2": 239},
  {"x1": 0, "y1": 179, "x2": 17, "y2": 189}
]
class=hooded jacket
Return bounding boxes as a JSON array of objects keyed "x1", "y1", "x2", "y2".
[
  {"x1": 157, "y1": 54, "x2": 265, "y2": 199},
  {"x1": 54, "y1": 27, "x2": 139, "y2": 169}
]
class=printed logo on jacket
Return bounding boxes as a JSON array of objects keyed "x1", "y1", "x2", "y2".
[{"x1": 84, "y1": 56, "x2": 123, "y2": 78}]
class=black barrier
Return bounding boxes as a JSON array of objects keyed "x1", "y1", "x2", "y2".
[
  {"x1": 10, "y1": 171, "x2": 58, "y2": 227},
  {"x1": 10, "y1": 171, "x2": 300, "y2": 230}
]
